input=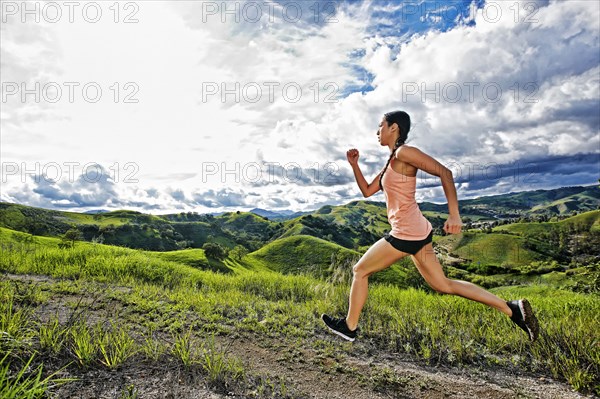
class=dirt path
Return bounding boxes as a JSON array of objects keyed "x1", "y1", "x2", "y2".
[
  {"x1": 217, "y1": 331, "x2": 591, "y2": 399},
  {"x1": 3, "y1": 273, "x2": 595, "y2": 399}
]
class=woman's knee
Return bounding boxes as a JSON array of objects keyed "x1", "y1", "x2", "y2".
[
  {"x1": 430, "y1": 278, "x2": 454, "y2": 294},
  {"x1": 352, "y1": 263, "x2": 370, "y2": 279}
]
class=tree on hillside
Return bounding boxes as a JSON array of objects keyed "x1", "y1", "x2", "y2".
[
  {"x1": 59, "y1": 227, "x2": 81, "y2": 249},
  {"x1": 203, "y1": 242, "x2": 229, "y2": 260},
  {"x1": 230, "y1": 245, "x2": 249, "y2": 260}
]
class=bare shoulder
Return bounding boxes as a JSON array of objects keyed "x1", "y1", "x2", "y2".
[
  {"x1": 395, "y1": 144, "x2": 423, "y2": 160},
  {"x1": 395, "y1": 144, "x2": 447, "y2": 176}
]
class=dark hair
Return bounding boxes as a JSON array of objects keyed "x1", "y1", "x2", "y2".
[{"x1": 379, "y1": 111, "x2": 411, "y2": 191}]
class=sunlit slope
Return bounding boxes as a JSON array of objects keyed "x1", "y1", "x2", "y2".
[
  {"x1": 245, "y1": 233, "x2": 412, "y2": 285},
  {"x1": 494, "y1": 210, "x2": 600, "y2": 235},
  {"x1": 276, "y1": 201, "x2": 392, "y2": 249},
  {"x1": 451, "y1": 185, "x2": 599, "y2": 216},
  {"x1": 437, "y1": 233, "x2": 543, "y2": 267},
  {"x1": 247, "y1": 235, "x2": 360, "y2": 275}
]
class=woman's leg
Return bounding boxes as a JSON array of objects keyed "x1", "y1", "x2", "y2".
[
  {"x1": 346, "y1": 238, "x2": 410, "y2": 330},
  {"x1": 410, "y1": 243, "x2": 512, "y2": 316}
]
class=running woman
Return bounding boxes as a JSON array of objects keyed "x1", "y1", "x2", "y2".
[{"x1": 321, "y1": 111, "x2": 540, "y2": 342}]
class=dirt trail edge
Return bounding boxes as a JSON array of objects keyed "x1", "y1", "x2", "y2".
[
  {"x1": 3, "y1": 273, "x2": 595, "y2": 399},
  {"x1": 218, "y1": 330, "x2": 592, "y2": 399}
]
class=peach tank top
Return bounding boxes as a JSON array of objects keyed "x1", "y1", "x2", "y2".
[{"x1": 381, "y1": 158, "x2": 433, "y2": 240}]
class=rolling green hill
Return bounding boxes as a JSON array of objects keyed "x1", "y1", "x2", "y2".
[
  {"x1": 433, "y1": 210, "x2": 600, "y2": 274},
  {"x1": 0, "y1": 184, "x2": 598, "y2": 272},
  {"x1": 0, "y1": 203, "x2": 262, "y2": 252},
  {"x1": 240, "y1": 233, "x2": 421, "y2": 288},
  {"x1": 494, "y1": 209, "x2": 600, "y2": 235},
  {"x1": 246, "y1": 234, "x2": 359, "y2": 276},
  {"x1": 275, "y1": 201, "x2": 388, "y2": 250},
  {"x1": 441, "y1": 232, "x2": 543, "y2": 268},
  {"x1": 452, "y1": 184, "x2": 599, "y2": 218}
]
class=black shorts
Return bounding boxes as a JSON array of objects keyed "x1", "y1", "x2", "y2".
[{"x1": 383, "y1": 229, "x2": 433, "y2": 255}]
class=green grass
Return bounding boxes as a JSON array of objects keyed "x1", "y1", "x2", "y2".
[
  {"x1": 0, "y1": 273, "x2": 303, "y2": 398},
  {"x1": 440, "y1": 232, "x2": 542, "y2": 267},
  {"x1": 39, "y1": 317, "x2": 66, "y2": 355},
  {"x1": 247, "y1": 234, "x2": 359, "y2": 276},
  {"x1": 60, "y1": 210, "x2": 167, "y2": 227},
  {"x1": 0, "y1": 352, "x2": 73, "y2": 398},
  {"x1": 152, "y1": 248, "x2": 209, "y2": 268},
  {"x1": 494, "y1": 210, "x2": 600, "y2": 235},
  {"x1": 98, "y1": 322, "x2": 137, "y2": 369},
  {"x1": 0, "y1": 226, "x2": 598, "y2": 395}
]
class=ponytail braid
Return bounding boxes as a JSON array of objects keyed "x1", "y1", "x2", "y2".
[{"x1": 378, "y1": 111, "x2": 411, "y2": 191}]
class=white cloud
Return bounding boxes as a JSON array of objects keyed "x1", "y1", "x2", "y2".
[{"x1": 2, "y1": 0, "x2": 598, "y2": 213}]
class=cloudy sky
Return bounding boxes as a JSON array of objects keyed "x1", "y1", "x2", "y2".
[{"x1": 1, "y1": 0, "x2": 599, "y2": 214}]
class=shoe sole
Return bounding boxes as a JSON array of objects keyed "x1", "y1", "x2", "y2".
[
  {"x1": 321, "y1": 315, "x2": 356, "y2": 342},
  {"x1": 520, "y1": 299, "x2": 540, "y2": 341}
]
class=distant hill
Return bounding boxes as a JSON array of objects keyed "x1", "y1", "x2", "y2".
[
  {"x1": 438, "y1": 232, "x2": 545, "y2": 268},
  {"x1": 247, "y1": 234, "x2": 358, "y2": 276},
  {"x1": 249, "y1": 208, "x2": 283, "y2": 219},
  {"x1": 249, "y1": 208, "x2": 310, "y2": 220},
  {"x1": 245, "y1": 185, "x2": 599, "y2": 223},
  {"x1": 0, "y1": 184, "x2": 598, "y2": 260},
  {"x1": 239, "y1": 184, "x2": 599, "y2": 223},
  {"x1": 494, "y1": 210, "x2": 600, "y2": 236},
  {"x1": 452, "y1": 184, "x2": 599, "y2": 218},
  {"x1": 245, "y1": 234, "x2": 411, "y2": 286}
]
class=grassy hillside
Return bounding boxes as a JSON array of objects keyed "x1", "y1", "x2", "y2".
[
  {"x1": 456, "y1": 185, "x2": 599, "y2": 217},
  {"x1": 0, "y1": 226, "x2": 598, "y2": 396},
  {"x1": 246, "y1": 234, "x2": 458, "y2": 290},
  {"x1": 247, "y1": 235, "x2": 359, "y2": 276},
  {"x1": 525, "y1": 186, "x2": 599, "y2": 215},
  {"x1": 216, "y1": 212, "x2": 283, "y2": 240},
  {"x1": 279, "y1": 201, "x2": 445, "y2": 250},
  {"x1": 494, "y1": 209, "x2": 600, "y2": 235},
  {"x1": 0, "y1": 184, "x2": 598, "y2": 269},
  {"x1": 443, "y1": 233, "x2": 543, "y2": 268},
  {"x1": 0, "y1": 203, "x2": 269, "y2": 252}
]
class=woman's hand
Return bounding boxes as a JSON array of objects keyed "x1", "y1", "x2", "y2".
[
  {"x1": 346, "y1": 148, "x2": 359, "y2": 166},
  {"x1": 443, "y1": 214, "x2": 463, "y2": 235}
]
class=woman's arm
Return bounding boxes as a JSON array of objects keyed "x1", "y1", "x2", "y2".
[
  {"x1": 351, "y1": 164, "x2": 383, "y2": 198},
  {"x1": 396, "y1": 145, "x2": 462, "y2": 234},
  {"x1": 347, "y1": 148, "x2": 382, "y2": 198}
]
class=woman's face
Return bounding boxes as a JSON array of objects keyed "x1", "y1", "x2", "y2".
[{"x1": 377, "y1": 116, "x2": 395, "y2": 146}]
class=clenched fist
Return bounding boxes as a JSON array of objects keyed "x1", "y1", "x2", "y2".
[
  {"x1": 443, "y1": 214, "x2": 463, "y2": 235},
  {"x1": 346, "y1": 148, "x2": 359, "y2": 166}
]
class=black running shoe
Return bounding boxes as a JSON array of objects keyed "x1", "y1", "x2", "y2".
[
  {"x1": 507, "y1": 299, "x2": 540, "y2": 342},
  {"x1": 321, "y1": 314, "x2": 358, "y2": 342}
]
